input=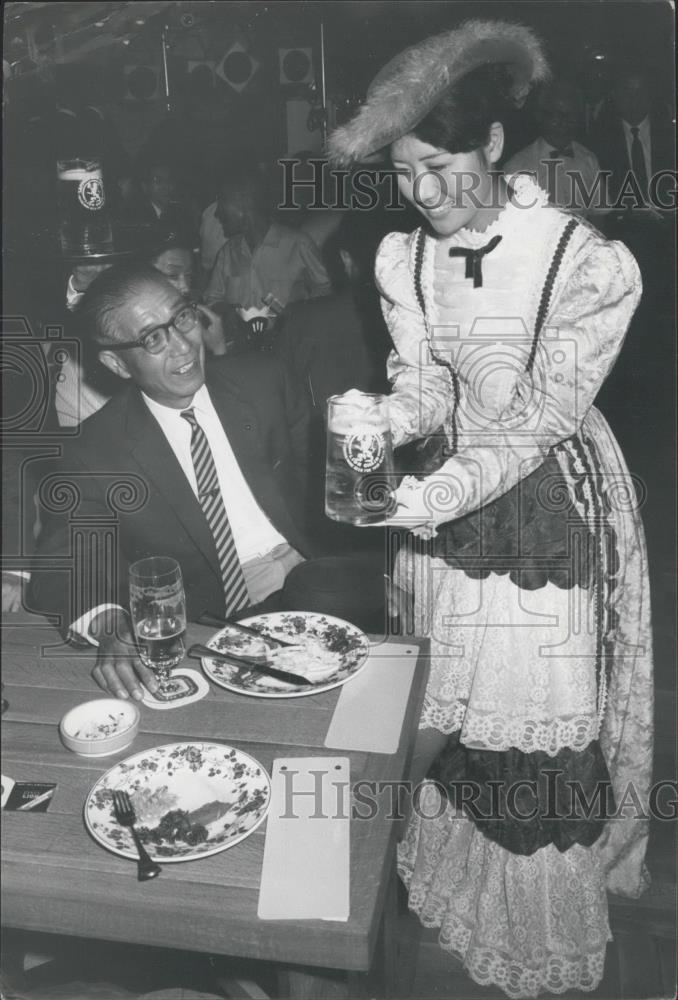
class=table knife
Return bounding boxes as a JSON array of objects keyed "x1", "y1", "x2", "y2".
[
  {"x1": 187, "y1": 644, "x2": 312, "y2": 687},
  {"x1": 196, "y1": 613, "x2": 299, "y2": 648}
]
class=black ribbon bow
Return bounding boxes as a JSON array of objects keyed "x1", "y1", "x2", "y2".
[
  {"x1": 448, "y1": 234, "x2": 503, "y2": 288},
  {"x1": 549, "y1": 146, "x2": 574, "y2": 158}
]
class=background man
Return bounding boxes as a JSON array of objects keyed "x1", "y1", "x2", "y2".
[
  {"x1": 593, "y1": 66, "x2": 674, "y2": 211},
  {"x1": 204, "y1": 164, "x2": 331, "y2": 313},
  {"x1": 504, "y1": 79, "x2": 602, "y2": 217},
  {"x1": 121, "y1": 158, "x2": 199, "y2": 242}
]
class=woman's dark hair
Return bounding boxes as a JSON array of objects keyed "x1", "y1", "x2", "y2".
[{"x1": 413, "y1": 63, "x2": 516, "y2": 153}]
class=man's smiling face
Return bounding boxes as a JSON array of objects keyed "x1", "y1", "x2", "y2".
[{"x1": 100, "y1": 276, "x2": 205, "y2": 409}]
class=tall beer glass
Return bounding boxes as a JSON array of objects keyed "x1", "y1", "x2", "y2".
[
  {"x1": 129, "y1": 557, "x2": 187, "y2": 694},
  {"x1": 57, "y1": 157, "x2": 113, "y2": 254},
  {"x1": 325, "y1": 391, "x2": 396, "y2": 525}
]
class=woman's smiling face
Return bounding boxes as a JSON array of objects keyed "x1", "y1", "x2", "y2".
[{"x1": 391, "y1": 126, "x2": 504, "y2": 236}]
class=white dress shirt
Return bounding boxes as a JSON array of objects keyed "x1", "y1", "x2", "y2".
[
  {"x1": 142, "y1": 384, "x2": 286, "y2": 563},
  {"x1": 622, "y1": 117, "x2": 652, "y2": 178},
  {"x1": 204, "y1": 222, "x2": 331, "y2": 310},
  {"x1": 199, "y1": 201, "x2": 225, "y2": 273}
]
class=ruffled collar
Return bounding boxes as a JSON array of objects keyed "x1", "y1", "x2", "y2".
[{"x1": 443, "y1": 173, "x2": 549, "y2": 249}]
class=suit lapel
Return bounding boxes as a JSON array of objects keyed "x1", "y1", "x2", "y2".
[
  {"x1": 205, "y1": 366, "x2": 301, "y2": 545},
  {"x1": 124, "y1": 390, "x2": 221, "y2": 578},
  {"x1": 207, "y1": 371, "x2": 260, "y2": 478}
]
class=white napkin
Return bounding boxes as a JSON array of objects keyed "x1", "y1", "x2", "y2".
[
  {"x1": 258, "y1": 757, "x2": 350, "y2": 921},
  {"x1": 324, "y1": 642, "x2": 419, "y2": 754}
]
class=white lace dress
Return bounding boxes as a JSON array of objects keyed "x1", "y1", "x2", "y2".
[{"x1": 376, "y1": 177, "x2": 653, "y2": 997}]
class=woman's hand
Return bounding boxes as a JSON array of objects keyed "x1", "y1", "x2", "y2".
[{"x1": 356, "y1": 477, "x2": 440, "y2": 538}]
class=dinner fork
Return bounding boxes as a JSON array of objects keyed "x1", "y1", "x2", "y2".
[{"x1": 111, "y1": 790, "x2": 162, "y2": 882}]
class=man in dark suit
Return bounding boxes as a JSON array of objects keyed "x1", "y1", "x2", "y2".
[
  {"x1": 590, "y1": 65, "x2": 674, "y2": 319},
  {"x1": 121, "y1": 159, "x2": 198, "y2": 243},
  {"x1": 29, "y1": 264, "x2": 312, "y2": 700},
  {"x1": 592, "y1": 67, "x2": 675, "y2": 214}
]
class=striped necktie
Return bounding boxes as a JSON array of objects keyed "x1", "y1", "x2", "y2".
[{"x1": 181, "y1": 407, "x2": 249, "y2": 616}]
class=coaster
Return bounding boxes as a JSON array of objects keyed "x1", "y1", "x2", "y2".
[{"x1": 141, "y1": 668, "x2": 209, "y2": 710}]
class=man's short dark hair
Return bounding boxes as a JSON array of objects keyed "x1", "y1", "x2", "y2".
[
  {"x1": 613, "y1": 64, "x2": 652, "y2": 92},
  {"x1": 323, "y1": 211, "x2": 391, "y2": 287},
  {"x1": 136, "y1": 155, "x2": 174, "y2": 185},
  {"x1": 217, "y1": 162, "x2": 269, "y2": 207},
  {"x1": 78, "y1": 262, "x2": 174, "y2": 346}
]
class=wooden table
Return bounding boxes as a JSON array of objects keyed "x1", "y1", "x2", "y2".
[{"x1": 1, "y1": 613, "x2": 428, "y2": 998}]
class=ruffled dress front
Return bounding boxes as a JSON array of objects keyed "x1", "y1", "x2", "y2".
[{"x1": 375, "y1": 177, "x2": 653, "y2": 997}]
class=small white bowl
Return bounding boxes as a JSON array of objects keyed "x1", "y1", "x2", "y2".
[{"x1": 59, "y1": 699, "x2": 140, "y2": 757}]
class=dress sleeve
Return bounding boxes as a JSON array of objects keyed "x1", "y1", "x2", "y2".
[
  {"x1": 404, "y1": 233, "x2": 643, "y2": 525},
  {"x1": 375, "y1": 232, "x2": 454, "y2": 447}
]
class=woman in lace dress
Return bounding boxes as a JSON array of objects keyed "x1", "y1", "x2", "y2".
[{"x1": 329, "y1": 20, "x2": 653, "y2": 999}]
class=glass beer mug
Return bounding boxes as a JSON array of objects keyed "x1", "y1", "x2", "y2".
[
  {"x1": 325, "y1": 391, "x2": 397, "y2": 525},
  {"x1": 56, "y1": 157, "x2": 113, "y2": 254}
]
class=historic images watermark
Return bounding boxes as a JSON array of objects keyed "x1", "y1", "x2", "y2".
[
  {"x1": 278, "y1": 157, "x2": 678, "y2": 213},
  {"x1": 279, "y1": 769, "x2": 678, "y2": 822}
]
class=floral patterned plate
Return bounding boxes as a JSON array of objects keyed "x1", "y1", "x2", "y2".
[
  {"x1": 201, "y1": 611, "x2": 370, "y2": 699},
  {"x1": 84, "y1": 742, "x2": 271, "y2": 862}
]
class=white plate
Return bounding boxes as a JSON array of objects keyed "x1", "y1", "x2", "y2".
[
  {"x1": 84, "y1": 742, "x2": 270, "y2": 862},
  {"x1": 201, "y1": 611, "x2": 370, "y2": 699}
]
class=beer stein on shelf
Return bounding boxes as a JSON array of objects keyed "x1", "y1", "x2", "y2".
[
  {"x1": 56, "y1": 157, "x2": 113, "y2": 254},
  {"x1": 325, "y1": 390, "x2": 397, "y2": 525}
]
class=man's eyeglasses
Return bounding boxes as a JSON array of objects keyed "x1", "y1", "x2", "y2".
[{"x1": 107, "y1": 302, "x2": 201, "y2": 355}]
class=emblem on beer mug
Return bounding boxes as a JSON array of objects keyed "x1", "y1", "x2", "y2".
[
  {"x1": 78, "y1": 177, "x2": 105, "y2": 210},
  {"x1": 342, "y1": 427, "x2": 386, "y2": 472},
  {"x1": 326, "y1": 391, "x2": 395, "y2": 525}
]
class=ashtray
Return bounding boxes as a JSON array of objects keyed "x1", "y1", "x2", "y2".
[{"x1": 59, "y1": 699, "x2": 140, "y2": 757}]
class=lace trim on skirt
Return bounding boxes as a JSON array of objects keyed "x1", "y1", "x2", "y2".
[
  {"x1": 420, "y1": 695, "x2": 600, "y2": 755},
  {"x1": 398, "y1": 787, "x2": 611, "y2": 999}
]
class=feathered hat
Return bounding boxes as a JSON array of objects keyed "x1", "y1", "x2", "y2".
[{"x1": 327, "y1": 19, "x2": 549, "y2": 166}]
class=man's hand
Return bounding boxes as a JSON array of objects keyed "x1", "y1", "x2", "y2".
[
  {"x1": 2, "y1": 573, "x2": 23, "y2": 613},
  {"x1": 71, "y1": 263, "x2": 110, "y2": 294},
  {"x1": 89, "y1": 607, "x2": 158, "y2": 701},
  {"x1": 197, "y1": 303, "x2": 228, "y2": 355}
]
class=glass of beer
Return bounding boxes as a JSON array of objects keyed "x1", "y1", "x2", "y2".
[
  {"x1": 57, "y1": 157, "x2": 113, "y2": 254},
  {"x1": 128, "y1": 557, "x2": 187, "y2": 694},
  {"x1": 325, "y1": 390, "x2": 396, "y2": 525}
]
